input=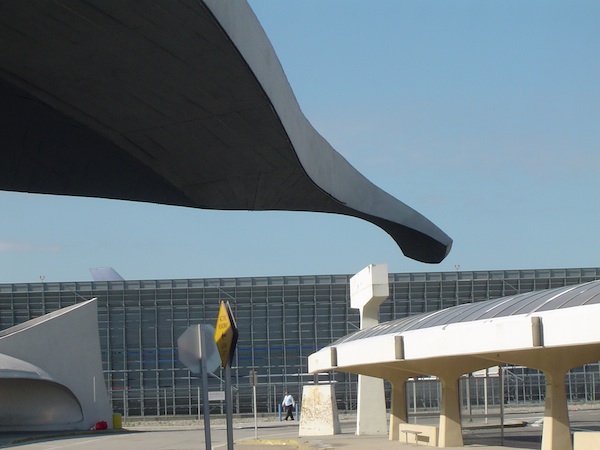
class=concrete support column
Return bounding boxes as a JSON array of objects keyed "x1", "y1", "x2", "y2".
[
  {"x1": 438, "y1": 376, "x2": 463, "y2": 448},
  {"x1": 542, "y1": 369, "x2": 572, "y2": 450},
  {"x1": 356, "y1": 374, "x2": 388, "y2": 435},
  {"x1": 389, "y1": 377, "x2": 409, "y2": 441},
  {"x1": 350, "y1": 264, "x2": 389, "y2": 436}
]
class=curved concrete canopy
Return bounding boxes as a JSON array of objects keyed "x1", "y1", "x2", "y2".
[
  {"x1": 334, "y1": 280, "x2": 600, "y2": 346},
  {"x1": 0, "y1": 0, "x2": 451, "y2": 263},
  {"x1": 0, "y1": 353, "x2": 52, "y2": 380},
  {"x1": 0, "y1": 355, "x2": 84, "y2": 428},
  {"x1": 310, "y1": 280, "x2": 600, "y2": 373},
  {"x1": 309, "y1": 280, "x2": 600, "y2": 449},
  {"x1": 0, "y1": 379, "x2": 83, "y2": 429}
]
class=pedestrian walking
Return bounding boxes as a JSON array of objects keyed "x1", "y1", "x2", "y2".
[{"x1": 282, "y1": 391, "x2": 295, "y2": 421}]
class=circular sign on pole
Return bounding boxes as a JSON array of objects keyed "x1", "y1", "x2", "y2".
[{"x1": 177, "y1": 324, "x2": 220, "y2": 374}]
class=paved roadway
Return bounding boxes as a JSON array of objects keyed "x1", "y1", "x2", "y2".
[{"x1": 1, "y1": 408, "x2": 600, "y2": 449}]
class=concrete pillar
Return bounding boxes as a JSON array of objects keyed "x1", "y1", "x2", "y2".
[
  {"x1": 356, "y1": 374, "x2": 388, "y2": 435},
  {"x1": 389, "y1": 377, "x2": 409, "y2": 441},
  {"x1": 299, "y1": 384, "x2": 341, "y2": 436},
  {"x1": 542, "y1": 369, "x2": 572, "y2": 450},
  {"x1": 350, "y1": 264, "x2": 389, "y2": 436},
  {"x1": 438, "y1": 375, "x2": 464, "y2": 448}
]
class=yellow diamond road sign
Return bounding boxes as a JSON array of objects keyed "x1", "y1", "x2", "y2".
[{"x1": 214, "y1": 300, "x2": 238, "y2": 368}]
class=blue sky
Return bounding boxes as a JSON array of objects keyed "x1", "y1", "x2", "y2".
[{"x1": 1, "y1": 1, "x2": 599, "y2": 283}]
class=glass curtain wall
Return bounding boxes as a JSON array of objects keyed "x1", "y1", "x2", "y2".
[{"x1": 0, "y1": 267, "x2": 599, "y2": 417}]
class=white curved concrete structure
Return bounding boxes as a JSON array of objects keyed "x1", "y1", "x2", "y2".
[
  {"x1": 309, "y1": 281, "x2": 600, "y2": 449},
  {"x1": 0, "y1": 299, "x2": 112, "y2": 431}
]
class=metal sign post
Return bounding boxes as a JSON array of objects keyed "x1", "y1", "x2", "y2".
[
  {"x1": 177, "y1": 324, "x2": 220, "y2": 450},
  {"x1": 225, "y1": 363, "x2": 234, "y2": 448},
  {"x1": 199, "y1": 329, "x2": 211, "y2": 449},
  {"x1": 249, "y1": 370, "x2": 258, "y2": 439},
  {"x1": 214, "y1": 300, "x2": 238, "y2": 450}
]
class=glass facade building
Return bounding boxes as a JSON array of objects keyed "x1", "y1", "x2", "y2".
[{"x1": 1, "y1": 267, "x2": 599, "y2": 417}]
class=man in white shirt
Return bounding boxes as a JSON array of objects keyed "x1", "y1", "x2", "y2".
[{"x1": 282, "y1": 391, "x2": 295, "y2": 421}]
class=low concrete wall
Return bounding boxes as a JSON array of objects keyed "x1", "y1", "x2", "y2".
[
  {"x1": 398, "y1": 423, "x2": 439, "y2": 447},
  {"x1": 574, "y1": 431, "x2": 600, "y2": 449}
]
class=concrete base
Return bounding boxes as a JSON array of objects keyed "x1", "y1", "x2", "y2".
[
  {"x1": 574, "y1": 431, "x2": 600, "y2": 449},
  {"x1": 298, "y1": 384, "x2": 341, "y2": 436}
]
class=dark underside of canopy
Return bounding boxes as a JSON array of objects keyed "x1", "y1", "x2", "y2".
[{"x1": 0, "y1": 0, "x2": 451, "y2": 263}]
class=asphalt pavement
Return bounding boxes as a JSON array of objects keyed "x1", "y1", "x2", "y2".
[{"x1": 1, "y1": 408, "x2": 599, "y2": 449}]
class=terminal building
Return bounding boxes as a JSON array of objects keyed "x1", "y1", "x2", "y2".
[{"x1": 1, "y1": 266, "x2": 598, "y2": 418}]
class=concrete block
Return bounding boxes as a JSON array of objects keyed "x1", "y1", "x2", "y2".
[
  {"x1": 299, "y1": 384, "x2": 341, "y2": 436},
  {"x1": 574, "y1": 431, "x2": 600, "y2": 449},
  {"x1": 350, "y1": 264, "x2": 389, "y2": 310}
]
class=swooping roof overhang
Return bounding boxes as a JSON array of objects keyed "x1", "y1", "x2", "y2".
[{"x1": 0, "y1": 0, "x2": 451, "y2": 263}]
